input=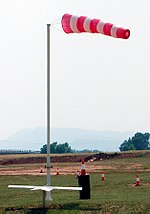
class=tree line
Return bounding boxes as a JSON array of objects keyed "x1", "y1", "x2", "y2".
[
  {"x1": 40, "y1": 142, "x2": 72, "y2": 154},
  {"x1": 40, "y1": 142, "x2": 100, "y2": 154},
  {"x1": 119, "y1": 132, "x2": 150, "y2": 151},
  {"x1": 40, "y1": 132, "x2": 150, "y2": 154}
]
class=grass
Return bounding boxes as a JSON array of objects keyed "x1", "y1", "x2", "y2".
[
  {"x1": 0, "y1": 153, "x2": 150, "y2": 213},
  {"x1": 0, "y1": 172, "x2": 150, "y2": 213}
]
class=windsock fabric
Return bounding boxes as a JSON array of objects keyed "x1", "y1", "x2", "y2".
[{"x1": 61, "y1": 13, "x2": 130, "y2": 39}]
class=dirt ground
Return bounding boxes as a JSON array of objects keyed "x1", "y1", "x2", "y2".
[
  {"x1": 0, "y1": 151, "x2": 149, "y2": 176},
  {"x1": 0, "y1": 164, "x2": 116, "y2": 176}
]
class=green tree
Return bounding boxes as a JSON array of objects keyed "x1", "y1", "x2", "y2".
[
  {"x1": 119, "y1": 132, "x2": 150, "y2": 151},
  {"x1": 132, "y1": 133, "x2": 150, "y2": 150},
  {"x1": 40, "y1": 144, "x2": 47, "y2": 154},
  {"x1": 51, "y1": 142, "x2": 57, "y2": 153},
  {"x1": 40, "y1": 142, "x2": 72, "y2": 154}
]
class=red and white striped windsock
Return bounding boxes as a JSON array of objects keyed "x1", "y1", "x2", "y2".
[{"x1": 61, "y1": 14, "x2": 130, "y2": 39}]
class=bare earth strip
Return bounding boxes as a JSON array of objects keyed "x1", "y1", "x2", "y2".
[
  {"x1": 0, "y1": 164, "x2": 116, "y2": 176},
  {"x1": 0, "y1": 151, "x2": 150, "y2": 175}
]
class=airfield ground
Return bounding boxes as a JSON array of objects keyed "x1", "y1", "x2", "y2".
[
  {"x1": 0, "y1": 151, "x2": 150, "y2": 175},
  {"x1": 0, "y1": 151, "x2": 150, "y2": 176},
  {"x1": 0, "y1": 151, "x2": 150, "y2": 213}
]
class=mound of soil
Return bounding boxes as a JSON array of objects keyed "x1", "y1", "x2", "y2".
[{"x1": 1, "y1": 151, "x2": 150, "y2": 165}]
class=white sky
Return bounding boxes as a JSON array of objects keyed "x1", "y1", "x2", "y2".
[{"x1": 0, "y1": 0, "x2": 150, "y2": 139}]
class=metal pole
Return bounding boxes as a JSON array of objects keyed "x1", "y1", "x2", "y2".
[
  {"x1": 47, "y1": 24, "x2": 51, "y2": 186},
  {"x1": 46, "y1": 24, "x2": 52, "y2": 201}
]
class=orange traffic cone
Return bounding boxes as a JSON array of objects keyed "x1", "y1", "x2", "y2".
[
  {"x1": 40, "y1": 165, "x2": 44, "y2": 173},
  {"x1": 101, "y1": 172, "x2": 105, "y2": 181},
  {"x1": 135, "y1": 175, "x2": 140, "y2": 186},
  {"x1": 56, "y1": 167, "x2": 60, "y2": 175},
  {"x1": 81, "y1": 159, "x2": 86, "y2": 175}
]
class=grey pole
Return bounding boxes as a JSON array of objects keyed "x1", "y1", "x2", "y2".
[
  {"x1": 47, "y1": 24, "x2": 50, "y2": 186},
  {"x1": 46, "y1": 24, "x2": 52, "y2": 201}
]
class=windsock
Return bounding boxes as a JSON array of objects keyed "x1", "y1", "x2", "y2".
[{"x1": 61, "y1": 14, "x2": 130, "y2": 39}]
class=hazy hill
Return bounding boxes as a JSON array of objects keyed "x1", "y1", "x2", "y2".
[{"x1": 0, "y1": 127, "x2": 134, "y2": 152}]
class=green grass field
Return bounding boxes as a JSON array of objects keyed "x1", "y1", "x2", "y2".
[{"x1": 0, "y1": 154, "x2": 150, "y2": 213}]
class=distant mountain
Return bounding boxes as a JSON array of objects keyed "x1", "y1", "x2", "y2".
[
  {"x1": 51, "y1": 128, "x2": 134, "y2": 152},
  {"x1": 0, "y1": 127, "x2": 134, "y2": 152}
]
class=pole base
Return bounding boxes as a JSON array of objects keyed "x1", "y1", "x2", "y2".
[{"x1": 46, "y1": 191, "x2": 53, "y2": 201}]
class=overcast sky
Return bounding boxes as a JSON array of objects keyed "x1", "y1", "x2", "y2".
[{"x1": 0, "y1": 0, "x2": 150, "y2": 139}]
